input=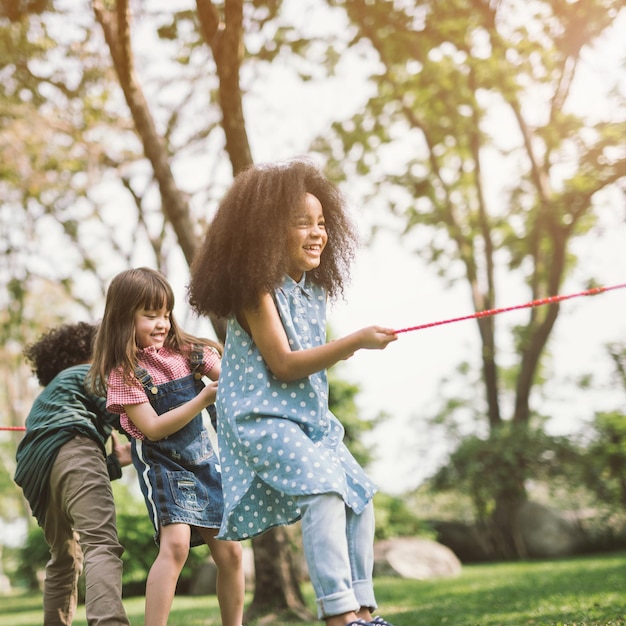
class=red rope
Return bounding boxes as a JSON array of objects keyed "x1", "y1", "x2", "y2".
[
  {"x1": 394, "y1": 283, "x2": 626, "y2": 334},
  {"x1": 1, "y1": 284, "x2": 624, "y2": 429}
]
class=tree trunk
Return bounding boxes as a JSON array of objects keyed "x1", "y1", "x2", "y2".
[
  {"x1": 92, "y1": 0, "x2": 198, "y2": 265},
  {"x1": 195, "y1": 0, "x2": 253, "y2": 176},
  {"x1": 92, "y1": 0, "x2": 226, "y2": 339},
  {"x1": 491, "y1": 494, "x2": 529, "y2": 560},
  {"x1": 245, "y1": 526, "x2": 315, "y2": 623}
]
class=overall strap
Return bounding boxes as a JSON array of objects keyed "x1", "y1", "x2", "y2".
[
  {"x1": 189, "y1": 343, "x2": 204, "y2": 381},
  {"x1": 134, "y1": 366, "x2": 159, "y2": 408},
  {"x1": 189, "y1": 343, "x2": 218, "y2": 431}
]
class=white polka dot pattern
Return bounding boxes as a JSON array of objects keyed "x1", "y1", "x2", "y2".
[{"x1": 215, "y1": 274, "x2": 377, "y2": 541}]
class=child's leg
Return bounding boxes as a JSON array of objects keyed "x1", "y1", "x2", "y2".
[
  {"x1": 144, "y1": 523, "x2": 191, "y2": 626},
  {"x1": 67, "y1": 437, "x2": 129, "y2": 625},
  {"x1": 43, "y1": 448, "x2": 83, "y2": 625},
  {"x1": 44, "y1": 436, "x2": 129, "y2": 626},
  {"x1": 346, "y1": 500, "x2": 377, "y2": 621},
  {"x1": 296, "y1": 493, "x2": 362, "y2": 624},
  {"x1": 41, "y1": 517, "x2": 82, "y2": 625},
  {"x1": 200, "y1": 528, "x2": 245, "y2": 626}
]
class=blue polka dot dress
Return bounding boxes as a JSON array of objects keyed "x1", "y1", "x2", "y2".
[{"x1": 216, "y1": 273, "x2": 377, "y2": 541}]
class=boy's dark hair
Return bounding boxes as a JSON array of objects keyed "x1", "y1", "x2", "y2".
[
  {"x1": 188, "y1": 157, "x2": 359, "y2": 318},
  {"x1": 24, "y1": 322, "x2": 97, "y2": 386}
]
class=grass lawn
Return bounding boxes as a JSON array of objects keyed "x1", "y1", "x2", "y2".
[{"x1": 1, "y1": 551, "x2": 624, "y2": 625}]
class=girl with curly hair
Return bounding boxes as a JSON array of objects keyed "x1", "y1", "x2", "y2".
[
  {"x1": 188, "y1": 158, "x2": 398, "y2": 626},
  {"x1": 14, "y1": 322, "x2": 131, "y2": 625},
  {"x1": 89, "y1": 267, "x2": 244, "y2": 626}
]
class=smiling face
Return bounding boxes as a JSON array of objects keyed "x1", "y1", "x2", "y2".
[
  {"x1": 133, "y1": 304, "x2": 171, "y2": 350},
  {"x1": 286, "y1": 192, "x2": 328, "y2": 282}
]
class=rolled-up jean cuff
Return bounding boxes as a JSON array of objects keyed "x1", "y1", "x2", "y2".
[
  {"x1": 353, "y1": 578, "x2": 377, "y2": 612},
  {"x1": 316, "y1": 589, "x2": 360, "y2": 619}
]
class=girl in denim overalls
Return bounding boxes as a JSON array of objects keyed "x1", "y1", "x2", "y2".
[
  {"x1": 188, "y1": 159, "x2": 398, "y2": 626},
  {"x1": 90, "y1": 267, "x2": 244, "y2": 626}
]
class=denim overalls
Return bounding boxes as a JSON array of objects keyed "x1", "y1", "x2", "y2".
[{"x1": 131, "y1": 347, "x2": 223, "y2": 547}]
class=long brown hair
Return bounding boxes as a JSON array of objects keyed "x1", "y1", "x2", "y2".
[{"x1": 88, "y1": 267, "x2": 221, "y2": 396}]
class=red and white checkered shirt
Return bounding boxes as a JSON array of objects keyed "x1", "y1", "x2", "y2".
[{"x1": 107, "y1": 345, "x2": 220, "y2": 440}]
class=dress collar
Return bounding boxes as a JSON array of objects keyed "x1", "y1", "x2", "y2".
[{"x1": 280, "y1": 273, "x2": 313, "y2": 298}]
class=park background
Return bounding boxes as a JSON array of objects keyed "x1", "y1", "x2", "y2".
[{"x1": 0, "y1": 0, "x2": 625, "y2": 621}]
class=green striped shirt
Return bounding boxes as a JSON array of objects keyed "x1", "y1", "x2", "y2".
[{"x1": 14, "y1": 364, "x2": 123, "y2": 525}]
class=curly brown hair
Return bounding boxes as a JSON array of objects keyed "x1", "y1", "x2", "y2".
[
  {"x1": 24, "y1": 322, "x2": 97, "y2": 387},
  {"x1": 188, "y1": 157, "x2": 359, "y2": 319},
  {"x1": 88, "y1": 267, "x2": 222, "y2": 397}
]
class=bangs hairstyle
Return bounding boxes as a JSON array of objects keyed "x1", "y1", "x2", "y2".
[
  {"x1": 89, "y1": 267, "x2": 218, "y2": 396},
  {"x1": 188, "y1": 157, "x2": 359, "y2": 319}
]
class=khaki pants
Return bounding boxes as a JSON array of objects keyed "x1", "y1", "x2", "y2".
[{"x1": 43, "y1": 435, "x2": 129, "y2": 625}]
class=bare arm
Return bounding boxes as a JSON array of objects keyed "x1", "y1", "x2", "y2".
[
  {"x1": 124, "y1": 380, "x2": 218, "y2": 441},
  {"x1": 242, "y1": 292, "x2": 397, "y2": 382}
]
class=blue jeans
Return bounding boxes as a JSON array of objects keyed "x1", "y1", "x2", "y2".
[{"x1": 296, "y1": 493, "x2": 377, "y2": 619}]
